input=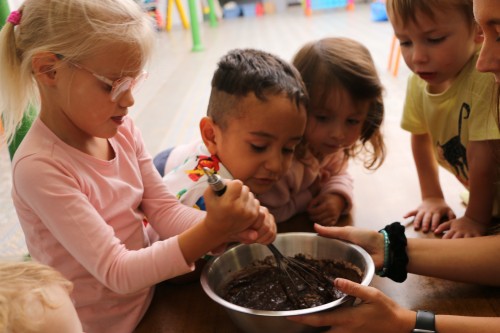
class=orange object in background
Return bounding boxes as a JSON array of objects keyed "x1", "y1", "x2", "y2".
[
  {"x1": 388, "y1": 35, "x2": 401, "y2": 77},
  {"x1": 263, "y1": 1, "x2": 276, "y2": 14}
]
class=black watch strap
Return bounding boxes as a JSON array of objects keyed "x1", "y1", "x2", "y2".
[{"x1": 412, "y1": 310, "x2": 436, "y2": 333}]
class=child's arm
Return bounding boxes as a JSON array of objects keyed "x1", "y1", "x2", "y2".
[
  {"x1": 178, "y1": 180, "x2": 276, "y2": 263},
  {"x1": 435, "y1": 140, "x2": 498, "y2": 238},
  {"x1": 406, "y1": 133, "x2": 456, "y2": 232}
]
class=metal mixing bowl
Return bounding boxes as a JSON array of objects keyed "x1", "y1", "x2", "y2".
[{"x1": 200, "y1": 232, "x2": 375, "y2": 333}]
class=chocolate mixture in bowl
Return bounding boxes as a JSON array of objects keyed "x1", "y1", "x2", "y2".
[{"x1": 221, "y1": 254, "x2": 362, "y2": 311}]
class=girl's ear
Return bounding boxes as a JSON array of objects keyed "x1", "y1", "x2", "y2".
[
  {"x1": 200, "y1": 117, "x2": 219, "y2": 155},
  {"x1": 32, "y1": 53, "x2": 60, "y2": 85}
]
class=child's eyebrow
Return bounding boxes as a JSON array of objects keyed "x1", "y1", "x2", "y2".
[{"x1": 249, "y1": 131, "x2": 303, "y2": 142}]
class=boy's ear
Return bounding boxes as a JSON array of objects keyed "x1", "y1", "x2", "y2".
[
  {"x1": 200, "y1": 117, "x2": 218, "y2": 155},
  {"x1": 32, "y1": 53, "x2": 60, "y2": 85}
]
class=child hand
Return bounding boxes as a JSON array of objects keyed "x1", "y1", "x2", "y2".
[
  {"x1": 234, "y1": 206, "x2": 277, "y2": 245},
  {"x1": 307, "y1": 193, "x2": 346, "y2": 226},
  {"x1": 203, "y1": 179, "x2": 266, "y2": 240},
  {"x1": 434, "y1": 215, "x2": 488, "y2": 239},
  {"x1": 405, "y1": 198, "x2": 456, "y2": 233},
  {"x1": 308, "y1": 176, "x2": 322, "y2": 197},
  {"x1": 287, "y1": 278, "x2": 414, "y2": 333},
  {"x1": 314, "y1": 224, "x2": 385, "y2": 270}
]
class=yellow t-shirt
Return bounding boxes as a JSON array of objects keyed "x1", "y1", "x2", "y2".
[{"x1": 402, "y1": 52, "x2": 500, "y2": 216}]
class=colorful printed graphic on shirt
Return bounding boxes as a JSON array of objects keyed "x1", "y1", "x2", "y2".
[
  {"x1": 175, "y1": 188, "x2": 206, "y2": 210},
  {"x1": 185, "y1": 155, "x2": 221, "y2": 182},
  {"x1": 436, "y1": 102, "x2": 470, "y2": 186}
]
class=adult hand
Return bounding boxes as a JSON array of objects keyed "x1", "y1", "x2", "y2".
[
  {"x1": 288, "y1": 278, "x2": 415, "y2": 333},
  {"x1": 314, "y1": 224, "x2": 385, "y2": 270}
]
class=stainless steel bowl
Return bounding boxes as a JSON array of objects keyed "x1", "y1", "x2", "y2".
[{"x1": 200, "y1": 232, "x2": 375, "y2": 333}]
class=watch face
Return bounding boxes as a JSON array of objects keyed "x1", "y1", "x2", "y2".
[{"x1": 413, "y1": 330, "x2": 436, "y2": 333}]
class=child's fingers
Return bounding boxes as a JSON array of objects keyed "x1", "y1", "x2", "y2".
[
  {"x1": 251, "y1": 207, "x2": 277, "y2": 244},
  {"x1": 403, "y1": 210, "x2": 417, "y2": 219},
  {"x1": 434, "y1": 220, "x2": 451, "y2": 235},
  {"x1": 412, "y1": 211, "x2": 425, "y2": 230},
  {"x1": 234, "y1": 230, "x2": 259, "y2": 243},
  {"x1": 222, "y1": 179, "x2": 244, "y2": 199}
]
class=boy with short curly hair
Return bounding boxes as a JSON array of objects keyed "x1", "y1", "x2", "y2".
[
  {"x1": 156, "y1": 48, "x2": 308, "y2": 210},
  {"x1": 387, "y1": 0, "x2": 500, "y2": 238}
]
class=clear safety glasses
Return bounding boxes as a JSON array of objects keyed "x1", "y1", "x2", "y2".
[{"x1": 57, "y1": 55, "x2": 148, "y2": 102}]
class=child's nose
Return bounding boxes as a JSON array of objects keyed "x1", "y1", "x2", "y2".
[
  {"x1": 329, "y1": 123, "x2": 345, "y2": 140},
  {"x1": 117, "y1": 89, "x2": 135, "y2": 108},
  {"x1": 411, "y1": 44, "x2": 428, "y2": 64},
  {"x1": 264, "y1": 153, "x2": 283, "y2": 174}
]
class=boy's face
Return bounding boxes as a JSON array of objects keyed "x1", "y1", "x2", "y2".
[
  {"x1": 391, "y1": 8, "x2": 480, "y2": 93},
  {"x1": 474, "y1": 0, "x2": 500, "y2": 82},
  {"x1": 306, "y1": 88, "x2": 368, "y2": 159},
  {"x1": 204, "y1": 93, "x2": 306, "y2": 194}
]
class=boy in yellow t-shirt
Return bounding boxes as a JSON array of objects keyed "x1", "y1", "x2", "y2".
[{"x1": 387, "y1": 0, "x2": 500, "y2": 238}]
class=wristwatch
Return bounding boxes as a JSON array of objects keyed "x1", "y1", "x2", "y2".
[{"x1": 412, "y1": 310, "x2": 436, "y2": 333}]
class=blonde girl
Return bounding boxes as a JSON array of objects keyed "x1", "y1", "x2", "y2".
[{"x1": 0, "y1": 1, "x2": 276, "y2": 332}]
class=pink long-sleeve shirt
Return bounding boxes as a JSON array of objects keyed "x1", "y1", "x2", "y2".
[
  {"x1": 257, "y1": 149, "x2": 353, "y2": 222},
  {"x1": 11, "y1": 117, "x2": 204, "y2": 333}
]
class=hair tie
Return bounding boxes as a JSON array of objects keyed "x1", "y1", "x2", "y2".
[{"x1": 7, "y1": 10, "x2": 22, "y2": 26}]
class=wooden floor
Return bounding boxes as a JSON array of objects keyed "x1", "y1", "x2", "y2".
[{"x1": 0, "y1": 3, "x2": 466, "y2": 258}]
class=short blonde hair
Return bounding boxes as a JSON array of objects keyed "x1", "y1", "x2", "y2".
[
  {"x1": 0, "y1": 0, "x2": 156, "y2": 145},
  {"x1": 0, "y1": 261, "x2": 73, "y2": 333}
]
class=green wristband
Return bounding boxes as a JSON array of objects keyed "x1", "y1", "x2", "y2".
[{"x1": 376, "y1": 229, "x2": 389, "y2": 276}]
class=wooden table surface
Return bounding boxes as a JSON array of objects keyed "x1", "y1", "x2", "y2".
[{"x1": 134, "y1": 211, "x2": 500, "y2": 333}]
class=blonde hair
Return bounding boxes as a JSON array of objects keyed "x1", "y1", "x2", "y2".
[
  {"x1": 0, "y1": 0, "x2": 156, "y2": 145},
  {"x1": 0, "y1": 261, "x2": 73, "y2": 333},
  {"x1": 292, "y1": 37, "x2": 386, "y2": 170},
  {"x1": 386, "y1": 0, "x2": 475, "y2": 29}
]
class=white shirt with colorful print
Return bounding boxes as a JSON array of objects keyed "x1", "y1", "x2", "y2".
[{"x1": 162, "y1": 140, "x2": 233, "y2": 210}]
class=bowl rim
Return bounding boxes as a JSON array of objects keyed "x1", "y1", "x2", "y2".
[{"x1": 200, "y1": 232, "x2": 375, "y2": 317}]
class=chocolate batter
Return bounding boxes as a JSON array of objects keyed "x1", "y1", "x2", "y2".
[{"x1": 221, "y1": 254, "x2": 362, "y2": 311}]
